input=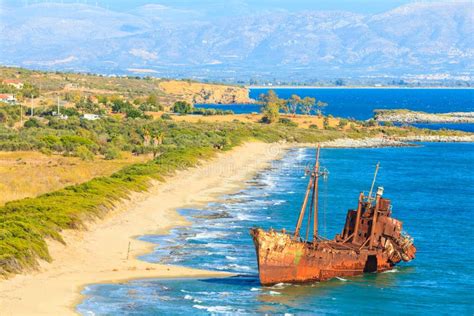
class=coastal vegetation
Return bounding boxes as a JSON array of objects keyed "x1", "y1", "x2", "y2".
[
  {"x1": 259, "y1": 90, "x2": 328, "y2": 122},
  {"x1": 1, "y1": 115, "x2": 469, "y2": 276},
  {"x1": 0, "y1": 119, "x2": 350, "y2": 276},
  {"x1": 0, "y1": 68, "x2": 472, "y2": 278}
]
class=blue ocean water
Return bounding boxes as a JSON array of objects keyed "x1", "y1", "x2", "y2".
[
  {"x1": 408, "y1": 123, "x2": 474, "y2": 133},
  {"x1": 78, "y1": 143, "x2": 474, "y2": 315},
  {"x1": 198, "y1": 88, "x2": 474, "y2": 132}
]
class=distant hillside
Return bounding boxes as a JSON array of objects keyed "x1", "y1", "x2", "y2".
[
  {"x1": 0, "y1": 2, "x2": 472, "y2": 84},
  {"x1": 0, "y1": 67, "x2": 251, "y2": 105}
]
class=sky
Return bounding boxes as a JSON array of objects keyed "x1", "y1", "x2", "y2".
[{"x1": 1, "y1": 0, "x2": 470, "y2": 14}]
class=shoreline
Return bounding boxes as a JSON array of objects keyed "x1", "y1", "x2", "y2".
[
  {"x1": 0, "y1": 141, "x2": 291, "y2": 316},
  {"x1": 1, "y1": 138, "x2": 471, "y2": 315}
]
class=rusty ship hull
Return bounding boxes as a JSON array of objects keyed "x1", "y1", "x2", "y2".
[
  {"x1": 251, "y1": 229, "x2": 397, "y2": 285},
  {"x1": 250, "y1": 147, "x2": 416, "y2": 285}
]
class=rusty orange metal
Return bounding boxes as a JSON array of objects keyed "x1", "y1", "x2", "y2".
[{"x1": 250, "y1": 146, "x2": 416, "y2": 285}]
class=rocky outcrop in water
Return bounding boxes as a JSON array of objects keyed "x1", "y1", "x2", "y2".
[
  {"x1": 374, "y1": 110, "x2": 474, "y2": 123},
  {"x1": 320, "y1": 137, "x2": 408, "y2": 148},
  {"x1": 319, "y1": 135, "x2": 474, "y2": 148},
  {"x1": 396, "y1": 135, "x2": 474, "y2": 142}
]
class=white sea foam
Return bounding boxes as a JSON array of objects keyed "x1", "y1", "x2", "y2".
[
  {"x1": 193, "y1": 305, "x2": 208, "y2": 310},
  {"x1": 250, "y1": 287, "x2": 261, "y2": 291},
  {"x1": 187, "y1": 231, "x2": 229, "y2": 240},
  {"x1": 227, "y1": 263, "x2": 252, "y2": 271},
  {"x1": 225, "y1": 256, "x2": 237, "y2": 261},
  {"x1": 207, "y1": 306, "x2": 234, "y2": 313},
  {"x1": 202, "y1": 262, "x2": 252, "y2": 272},
  {"x1": 268, "y1": 291, "x2": 281, "y2": 295},
  {"x1": 204, "y1": 243, "x2": 228, "y2": 249},
  {"x1": 382, "y1": 268, "x2": 399, "y2": 273},
  {"x1": 184, "y1": 293, "x2": 202, "y2": 304},
  {"x1": 261, "y1": 176, "x2": 277, "y2": 189},
  {"x1": 236, "y1": 213, "x2": 252, "y2": 221},
  {"x1": 336, "y1": 277, "x2": 348, "y2": 282},
  {"x1": 271, "y1": 282, "x2": 290, "y2": 289},
  {"x1": 193, "y1": 305, "x2": 234, "y2": 313}
]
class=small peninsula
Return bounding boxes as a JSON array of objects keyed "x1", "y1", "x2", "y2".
[{"x1": 374, "y1": 109, "x2": 474, "y2": 124}]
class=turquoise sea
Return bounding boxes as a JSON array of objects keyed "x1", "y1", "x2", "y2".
[{"x1": 78, "y1": 142, "x2": 474, "y2": 315}]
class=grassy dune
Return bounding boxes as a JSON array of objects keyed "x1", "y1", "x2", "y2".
[{"x1": 0, "y1": 151, "x2": 150, "y2": 205}]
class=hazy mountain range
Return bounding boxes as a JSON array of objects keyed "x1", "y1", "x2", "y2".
[{"x1": 0, "y1": 2, "x2": 472, "y2": 83}]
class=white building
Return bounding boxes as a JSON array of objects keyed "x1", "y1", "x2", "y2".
[
  {"x1": 0, "y1": 94, "x2": 16, "y2": 104},
  {"x1": 2, "y1": 79, "x2": 24, "y2": 89},
  {"x1": 82, "y1": 113, "x2": 100, "y2": 120}
]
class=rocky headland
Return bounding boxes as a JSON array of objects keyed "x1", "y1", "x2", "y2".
[{"x1": 159, "y1": 80, "x2": 253, "y2": 104}]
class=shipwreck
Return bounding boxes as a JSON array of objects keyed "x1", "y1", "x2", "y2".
[{"x1": 250, "y1": 146, "x2": 416, "y2": 285}]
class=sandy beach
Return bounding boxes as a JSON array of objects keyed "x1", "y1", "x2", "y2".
[
  {"x1": 0, "y1": 136, "x2": 463, "y2": 315},
  {"x1": 0, "y1": 141, "x2": 289, "y2": 316}
]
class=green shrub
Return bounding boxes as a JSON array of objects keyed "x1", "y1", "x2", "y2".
[
  {"x1": 161, "y1": 113, "x2": 172, "y2": 120},
  {"x1": 75, "y1": 145, "x2": 94, "y2": 161},
  {"x1": 323, "y1": 117, "x2": 330, "y2": 129},
  {"x1": 24, "y1": 118, "x2": 43, "y2": 128},
  {"x1": 39, "y1": 147, "x2": 52, "y2": 156},
  {"x1": 172, "y1": 101, "x2": 192, "y2": 114},
  {"x1": 61, "y1": 135, "x2": 98, "y2": 153},
  {"x1": 363, "y1": 119, "x2": 378, "y2": 127},
  {"x1": 337, "y1": 119, "x2": 348, "y2": 129},
  {"x1": 0, "y1": 110, "x2": 7, "y2": 123},
  {"x1": 104, "y1": 146, "x2": 121, "y2": 160},
  {"x1": 279, "y1": 117, "x2": 298, "y2": 127},
  {"x1": 191, "y1": 108, "x2": 234, "y2": 116},
  {"x1": 139, "y1": 103, "x2": 163, "y2": 112},
  {"x1": 260, "y1": 102, "x2": 280, "y2": 123}
]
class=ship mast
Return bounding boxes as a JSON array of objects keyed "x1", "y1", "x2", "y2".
[
  {"x1": 294, "y1": 145, "x2": 322, "y2": 243},
  {"x1": 312, "y1": 145, "x2": 320, "y2": 242},
  {"x1": 368, "y1": 162, "x2": 380, "y2": 202}
]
